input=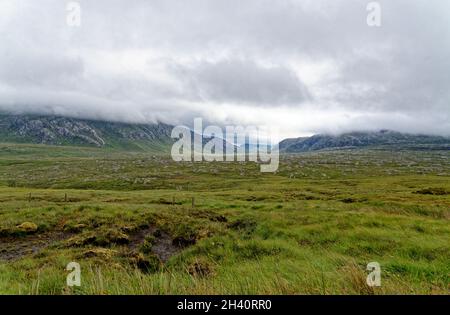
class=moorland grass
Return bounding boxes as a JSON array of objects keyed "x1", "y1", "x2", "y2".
[{"x1": 0, "y1": 143, "x2": 448, "y2": 294}]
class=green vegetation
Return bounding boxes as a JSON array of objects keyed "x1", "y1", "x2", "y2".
[{"x1": 0, "y1": 143, "x2": 448, "y2": 294}]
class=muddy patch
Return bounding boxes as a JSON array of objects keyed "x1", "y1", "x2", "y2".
[
  {"x1": 0, "y1": 224, "x2": 188, "y2": 264},
  {"x1": 128, "y1": 226, "x2": 180, "y2": 263},
  {"x1": 0, "y1": 231, "x2": 72, "y2": 262}
]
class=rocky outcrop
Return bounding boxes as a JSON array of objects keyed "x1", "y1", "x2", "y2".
[{"x1": 0, "y1": 114, "x2": 173, "y2": 149}]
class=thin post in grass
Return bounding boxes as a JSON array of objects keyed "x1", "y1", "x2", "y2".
[{"x1": 64, "y1": 193, "x2": 67, "y2": 202}]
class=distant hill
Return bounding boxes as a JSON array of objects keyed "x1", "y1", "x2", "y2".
[
  {"x1": 0, "y1": 114, "x2": 234, "y2": 153},
  {"x1": 0, "y1": 114, "x2": 174, "y2": 151},
  {"x1": 279, "y1": 130, "x2": 450, "y2": 152},
  {"x1": 1, "y1": 114, "x2": 449, "y2": 153}
]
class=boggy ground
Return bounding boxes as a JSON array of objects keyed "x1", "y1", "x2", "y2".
[{"x1": 0, "y1": 143, "x2": 448, "y2": 294}]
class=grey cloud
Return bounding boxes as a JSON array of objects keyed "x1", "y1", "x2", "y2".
[
  {"x1": 0, "y1": 0, "x2": 449, "y2": 137},
  {"x1": 0, "y1": 50, "x2": 84, "y2": 88},
  {"x1": 172, "y1": 59, "x2": 311, "y2": 105}
]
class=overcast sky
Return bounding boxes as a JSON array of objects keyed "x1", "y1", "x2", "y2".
[{"x1": 0, "y1": 0, "x2": 449, "y2": 139}]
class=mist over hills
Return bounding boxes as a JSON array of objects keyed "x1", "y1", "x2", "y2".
[{"x1": 0, "y1": 114, "x2": 449, "y2": 152}]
